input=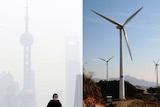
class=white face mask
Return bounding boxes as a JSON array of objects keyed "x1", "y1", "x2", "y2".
[{"x1": 53, "y1": 98, "x2": 58, "y2": 101}]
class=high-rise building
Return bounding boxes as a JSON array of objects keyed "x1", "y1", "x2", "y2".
[
  {"x1": 19, "y1": 0, "x2": 36, "y2": 107},
  {"x1": 65, "y1": 36, "x2": 82, "y2": 107},
  {"x1": 0, "y1": 72, "x2": 20, "y2": 107}
]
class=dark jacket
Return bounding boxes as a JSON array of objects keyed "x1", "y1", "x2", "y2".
[{"x1": 47, "y1": 100, "x2": 62, "y2": 107}]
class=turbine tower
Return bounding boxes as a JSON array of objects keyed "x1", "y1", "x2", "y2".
[
  {"x1": 92, "y1": 7, "x2": 142, "y2": 99},
  {"x1": 98, "y1": 56, "x2": 114, "y2": 81},
  {"x1": 153, "y1": 59, "x2": 160, "y2": 88},
  {"x1": 20, "y1": 0, "x2": 36, "y2": 106}
]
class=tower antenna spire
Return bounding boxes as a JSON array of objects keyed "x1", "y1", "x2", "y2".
[
  {"x1": 25, "y1": 0, "x2": 29, "y2": 33},
  {"x1": 20, "y1": 0, "x2": 36, "y2": 106}
]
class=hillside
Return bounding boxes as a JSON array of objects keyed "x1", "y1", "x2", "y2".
[
  {"x1": 84, "y1": 74, "x2": 160, "y2": 107},
  {"x1": 93, "y1": 75, "x2": 156, "y2": 88},
  {"x1": 124, "y1": 75, "x2": 156, "y2": 88},
  {"x1": 97, "y1": 80, "x2": 145, "y2": 100},
  {"x1": 83, "y1": 74, "x2": 105, "y2": 107},
  {"x1": 112, "y1": 99, "x2": 160, "y2": 107}
]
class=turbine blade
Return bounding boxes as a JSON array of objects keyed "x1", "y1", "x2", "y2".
[
  {"x1": 91, "y1": 10, "x2": 122, "y2": 26},
  {"x1": 123, "y1": 7, "x2": 143, "y2": 26},
  {"x1": 122, "y1": 28, "x2": 133, "y2": 60},
  {"x1": 98, "y1": 57, "x2": 106, "y2": 62},
  {"x1": 153, "y1": 60, "x2": 156, "y2": 64},
  {"x1": 157, "y1": 59, "x2": 160, "y2": 64},
  {"x1": 107, "y1": 56, "x2": 114, "y2": 62}
]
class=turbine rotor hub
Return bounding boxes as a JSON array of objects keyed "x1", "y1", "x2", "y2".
[{"x1": 116, "y1": 25, "x2": 123, "y2": 29}]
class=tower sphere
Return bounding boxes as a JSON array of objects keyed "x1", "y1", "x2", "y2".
[{"x1": 20, "y1": 32, "x2": 33, "y2": 46}]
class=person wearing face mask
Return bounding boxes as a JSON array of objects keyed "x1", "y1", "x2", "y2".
[{"x1": 47, "y1": 93, "x2": 62, "y2": 107}]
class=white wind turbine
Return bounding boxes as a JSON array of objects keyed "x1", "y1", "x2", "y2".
[
  {"x1": 153, "y1": 59, "x2": 160, "y2": 88},
  {"x1": 92, "y1": 7, "x2": 143, "y2": 99},
  {"x1": 98, "y1": 56, "x2": 114, "y2": 81}
]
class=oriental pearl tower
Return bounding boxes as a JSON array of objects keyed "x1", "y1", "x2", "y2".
[{"x1": 19, "y1": 0, "x2": 36, "y2": 107}]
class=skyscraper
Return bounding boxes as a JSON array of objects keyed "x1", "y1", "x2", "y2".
[
  {"x1": 0, "y1": 72, "x2": 20, "y2": 107},
  {"x1": 19, "y1": 0, "x2": 36, "y2": 107},
  {"x1": 65, "y1": 36, "x2": 82, "y2": 107}
]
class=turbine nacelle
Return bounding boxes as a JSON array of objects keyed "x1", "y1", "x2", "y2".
[
  {"x1": 153, "y1": 59, "x2": 160, "y2": 67},
  {"x1": 116, "y1": 25, "x2": 123, "y2": 29}
]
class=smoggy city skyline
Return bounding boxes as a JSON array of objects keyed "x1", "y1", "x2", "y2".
[{"x1": 0, "y1": 0, "x2": 82, "y2": 107}]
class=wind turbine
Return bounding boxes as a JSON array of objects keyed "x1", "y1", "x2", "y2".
[
  {"x1": 98, "y1": 56, "x2": 114, "y2": 81},
  {"x1": 153, "y1": 59, "x2": 160, "y2": 88},
  {"x1": 92, "y1": 7, "x2": 143, "y2": 99},
  {"x1": 83, "y1": 61, "x2": 88, "y2": 72}
]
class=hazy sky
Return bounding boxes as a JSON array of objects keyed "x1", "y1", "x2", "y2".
[
  {"x1": 0, "y1": 0, "x2": 82, "y2": 107},
  {"x1": 83, "y1": 0, "x2": 160, "y2": 82}
]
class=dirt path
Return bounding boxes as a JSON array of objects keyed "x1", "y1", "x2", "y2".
[
  {"x1": 112, "y1": 99, "x2": 160, "y2": 107},
  {"x1": 113, "y1": 99, "x2": 144, "y2": 107}
]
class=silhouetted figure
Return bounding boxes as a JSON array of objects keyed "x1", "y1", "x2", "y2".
[{"x1": 47, "y1": 93, "x2": 62, "y2": 107}]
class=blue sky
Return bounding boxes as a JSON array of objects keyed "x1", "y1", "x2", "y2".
[{"x1": 83, "y1": 0, "x2": 160, "y2": 82}]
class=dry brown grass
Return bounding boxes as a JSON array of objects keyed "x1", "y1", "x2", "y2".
[
  {"x1": 83, "y1": 74, "x2": 105, "y2": 107},
  {"x1": 113, "y1": 99, "x2": 160, "y2": 107}
]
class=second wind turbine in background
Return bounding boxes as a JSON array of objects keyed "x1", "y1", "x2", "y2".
[
  {"x1": 153, "y1": 59, "x2": 160, "y2": 88},
  {"x1": 98, "y1": 56, "x2": 114, "y2": 81},
  {"x1": 92, "y1": 7, "x2": 143, "y2": 99}
]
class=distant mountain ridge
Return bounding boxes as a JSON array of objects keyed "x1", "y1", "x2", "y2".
[{"x1": 93, "y1": 75, "x2": 156, "y2": 88}]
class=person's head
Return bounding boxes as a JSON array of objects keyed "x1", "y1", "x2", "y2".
[{"x1": 52, "y1": 93, "x2": 58, "y2": 101}]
